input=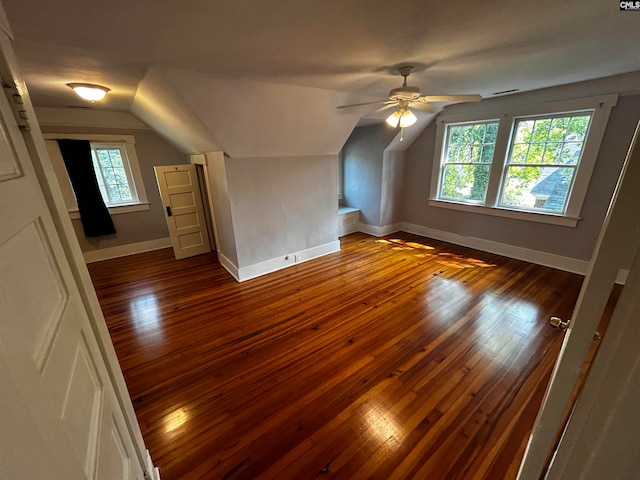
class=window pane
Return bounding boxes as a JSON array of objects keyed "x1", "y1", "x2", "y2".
[
  {"x1": 97, "y1": 150, "x2": 111, "y2": 167},
  {"x1": 514, "y1": 120, "x2": 534, "y2": 143},
  {"x1": 113, "y1": 167, "x2": 127, "y2": 184},
  {"x1": 107, "y1": 149, "x2": 124, "y2": 167},
  {"x1": 567, "y1": 115, "x2": 590, "y2": 141},
  {"x1": 500, "y1": 166, "x2": 575, "y2": 212},
  {"x1": 441, "y1": 164, "x2": 490, "y2": 202},
  {"x1": 107, "y1": 184, "x2": 122, "y2": 202},
  {"x1": 508, "y1": 114, "x2": 591, "y2": 167},
  {"x1": 118, "y1": 185, "x2": 133, "y2": 201},
  {"x1": 445, "y1": 122, "x2": 498, "y2": 164}
]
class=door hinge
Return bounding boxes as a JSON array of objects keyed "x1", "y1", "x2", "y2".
[{"x1": 2, "y1": 82, "x2": 29, "y2": 129}]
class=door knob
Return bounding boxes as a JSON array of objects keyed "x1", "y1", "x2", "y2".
[{"x1": 549, "y1": 316, "x2": 571, "y2": 330}]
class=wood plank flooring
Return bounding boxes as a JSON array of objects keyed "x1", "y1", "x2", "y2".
[{"x1": 89, "y1": 232, "x2": 588, "y2": 480}]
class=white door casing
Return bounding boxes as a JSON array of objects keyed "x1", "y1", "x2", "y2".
[
  {"x1": 0, "y1": 16, "x2": 155, "y2": 480},
  {"x1": 155, "y1": 164, "x2": 211, "y2": 260},
  {"x1": 517, "y1": 122, "x2": 640, "y2": 479}
]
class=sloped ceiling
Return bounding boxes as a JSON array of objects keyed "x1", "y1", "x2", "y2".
[{"x1": 3, "y1": 0, "x2": 640, "y2": 156}]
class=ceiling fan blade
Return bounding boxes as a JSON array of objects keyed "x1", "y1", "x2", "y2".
[
  {"x1": 418, "y1": 94, "x2": 482, "y2": 103},
  {"x1": 411, "y1": 102, "x2": 437, "y2": 114},
  {"x1": 374, "y1": 102, "x2": 398, "y2": 113},
  {"x1": 337, "y1": 99, "x2": 394, "y2": 109}
]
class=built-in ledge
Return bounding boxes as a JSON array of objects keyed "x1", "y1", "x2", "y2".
[{"x1": 338, "y1": 207, "x2": 360, "y2": 237}]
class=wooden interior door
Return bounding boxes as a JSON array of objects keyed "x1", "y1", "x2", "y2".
[
  {"x1": 0, "y1": 23, "x2": 151, "y2": 480},
  {"x1": 155, "y1": 164, "x2": 211, "y2": 260},
  {"x1": 517, "y1": 121, "x2": 640, "y2": 479}
]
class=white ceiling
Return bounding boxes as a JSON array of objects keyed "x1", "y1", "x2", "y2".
[{"x1": 3, "y1": 0, "x2": 640, "y2": 155}]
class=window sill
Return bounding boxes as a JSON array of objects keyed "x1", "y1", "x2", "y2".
[
  {"x1": 427, "y1": 199, "x2": 579, "y2": 227},
  {"x1": 69, "y1": 202, "x2": 150, "y2": 220}
]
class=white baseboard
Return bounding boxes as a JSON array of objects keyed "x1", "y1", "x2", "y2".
[
  {"x1": 400, "y1": 222, "x2": 629, "y2": 284},
  {"x1": 217, "y1": 252, "x2": 240, "y2": 282},
  {"x1": 236, "y1": 240, "x2": 341, "y2": 282},
  {"x1": 83, "y1": 237, "x2": 172, "y2": 263},
  {"x1": 358, "y1": 222, "x2": 402, "y2": 237}
]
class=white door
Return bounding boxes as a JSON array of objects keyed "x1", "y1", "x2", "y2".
[
  {"x1": 517, "y1": 122, "x2": 640, "y2": 479},
  {"x1": 155, "y1": 164, "x2": 211, "y2": 260},
  {"x1": 0, "y1": 22, "x2": 151, "y2": 480}
]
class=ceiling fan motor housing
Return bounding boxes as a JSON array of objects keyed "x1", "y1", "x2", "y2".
[{"x1": 389, "y1": 85, "x2": 421, "y2": 101}]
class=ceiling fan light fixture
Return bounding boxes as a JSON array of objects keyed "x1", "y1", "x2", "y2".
[
  {"x1": 385, "y1": 110, "x2": 401, "y2": 128},
  {"x1": 399, "y1": 108, "x2": 417, "y2": 128},
  {"x1": 386, "y1": 107, "x2": 417, "y2": 129},
  {"x1": 67, "y1": 83, "x2": 110, "y2": 101}
]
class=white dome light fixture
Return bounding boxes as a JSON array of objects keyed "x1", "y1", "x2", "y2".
[{"x1": 67, "y1": 83, "x2": 110, "y2": 101}]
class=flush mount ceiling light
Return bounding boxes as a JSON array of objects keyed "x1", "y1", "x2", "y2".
[{"x1": 67, "y1": 83, "x2": 110, "y2": 101}]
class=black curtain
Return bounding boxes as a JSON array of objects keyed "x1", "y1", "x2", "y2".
[{"x1": 57, "y1": 139, "x2": 116, "y2": 237}]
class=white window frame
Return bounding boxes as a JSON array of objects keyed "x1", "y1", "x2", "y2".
[
  {"x1": 45, "y1": 133, "x2": 149, "y2": 219},
  {"x1": 90, "y1": 141, "x2": 139, "y2": 206},
  {"x1": 429, "y1": 94, "x2": 618, "y2": 227}
]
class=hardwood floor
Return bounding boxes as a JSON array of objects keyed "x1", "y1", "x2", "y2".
[{"x1": 89, "y1": 232, "x2": 587, "y2": 480}]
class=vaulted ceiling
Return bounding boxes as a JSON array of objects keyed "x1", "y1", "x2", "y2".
[{"x1": 3, "y1": 0, "x2": 639, "y2": 156}]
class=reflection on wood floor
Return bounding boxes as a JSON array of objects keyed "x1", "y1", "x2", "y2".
[{"x1": 89, "y1": 232, "x2": 587, "y2": 480}]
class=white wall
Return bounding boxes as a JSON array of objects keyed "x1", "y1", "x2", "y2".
[{"x1": 225, "y1": 155, "x2": 338, "y2": 268}]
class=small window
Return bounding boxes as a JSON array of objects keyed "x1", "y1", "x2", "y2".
[
  {"x1": 440, "y1": 121, "x2": 498, "y2": 203},
  {"x1": 44, "y1": 133, "x2": 150, "y2": 219},
  {"x1": 499, "y1": 113, "x2": 591, "y2": 213},
  {"x1": 90, "y1": 142, "x2": 138, "y2": 206}
]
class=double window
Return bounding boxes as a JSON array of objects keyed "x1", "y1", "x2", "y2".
[{"x1": 430, "y1": 95, "x2": 617, "y2": 226}]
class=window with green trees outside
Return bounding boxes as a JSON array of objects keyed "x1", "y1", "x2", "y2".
[{"x1": 430, "y1": 95, "x2": 616, "y2": 227}]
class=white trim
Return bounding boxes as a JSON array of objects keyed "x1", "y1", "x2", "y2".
[
  {"x1": 83, "y1": 237, "x2": 171, "y2": 263},
  {"x1": 427, "y1": 199, "x2": 580, "y2": 227},
  {"x1": 68, "y1": 202, "x2": 150, "y2": 219},
  {"x1": 145, "y1": 449, "x2": 161, "y2": 480},
  {"x1": 358, "y1": 222, "x2": 402, "y2": 237},
  {"x1": 217, "y1": 252, "x2": 240, "y2": 282},
  {"x1": 400, "y1": 221, "x2": 629, "y2": 284},
  {"x1": 236, "y1": 241, "x2": 341, "y2": 282},
  {"x1": 44, "y1": 133, "x2": 137, "y2": 143},
  {"x1": 338, "y1": 206, "x2": 359, "y2": 215},
  {"x1": 401, "y1": 221, "x2": 589, "y2": 274}
]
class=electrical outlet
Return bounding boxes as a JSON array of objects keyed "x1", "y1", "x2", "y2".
[{"x1": 295, "y1": 254, "x2": 301, "y2": 262}]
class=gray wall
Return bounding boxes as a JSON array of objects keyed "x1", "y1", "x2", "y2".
[
  {"x1": 41, "y1": 125, "x2": 189, "y2": 253},
  {"x1": 380, "y1": 150, "x2": 405, "y2": 227},
  {"x1": 205, "y1": 153, "x2": 238, "y2": 265},
  {"x1": 401, "y1": 92, "x2": 640, "y2": 262},
  {"x1": 225, "y1": 155, "x2": 338, "y2": 268},
  {"x1": 342, "y1": 124, "x2": 397, "y2": 226}
]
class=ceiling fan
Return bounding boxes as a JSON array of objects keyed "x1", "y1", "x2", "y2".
[{"x1": 337, "y1": 66, "x2": 482, "y2": 128}]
